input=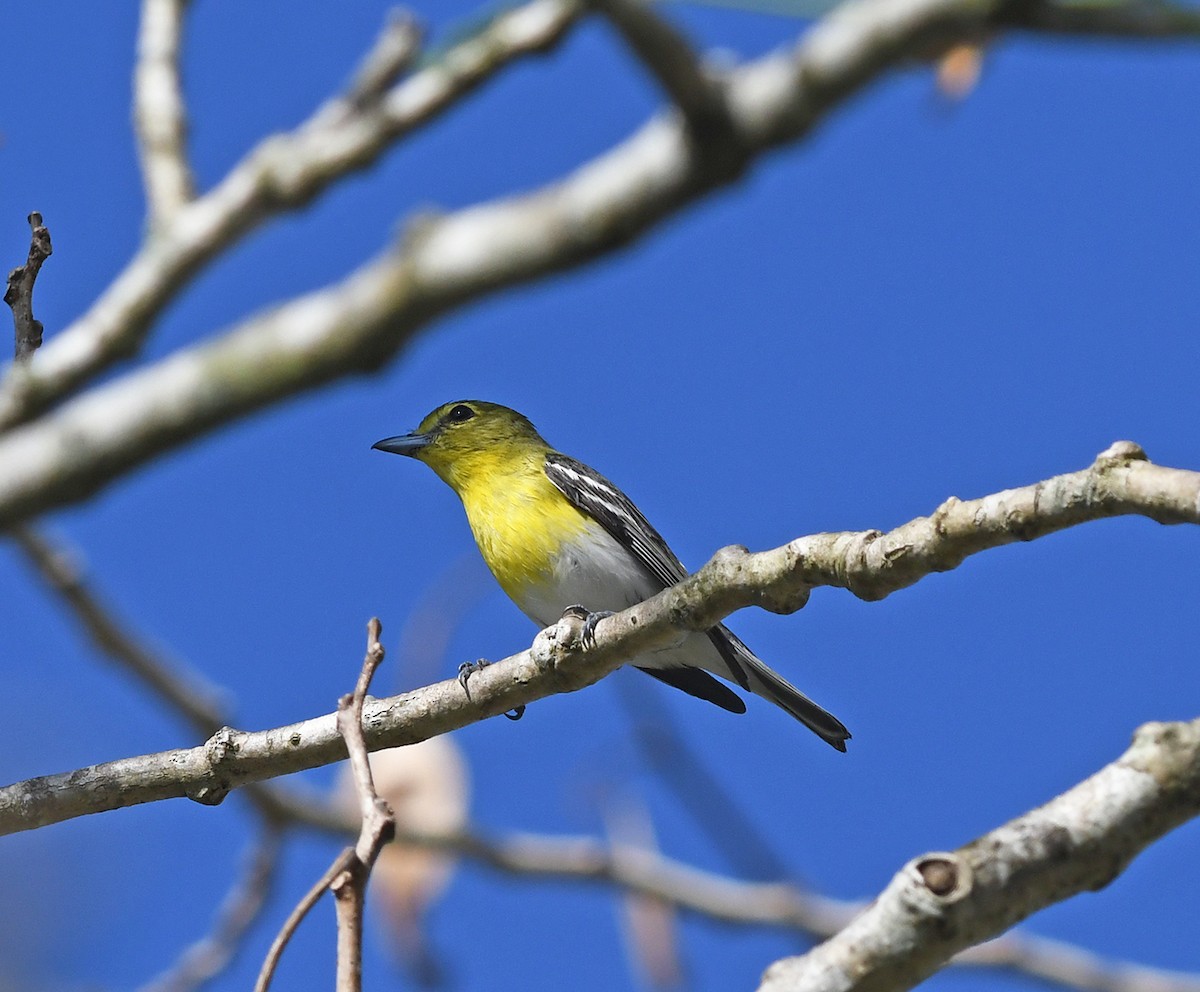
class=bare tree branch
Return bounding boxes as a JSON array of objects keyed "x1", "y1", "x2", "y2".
[
  {"x1": 13, "y1": 518, "x2": 1192, "y2": 992},
  {"x1": 269, "y1": 803, "x2": 1200, "y2": 992},
  {"x1": 1, "y1": 0, "x2": 1197, "y2": 522},
  {"x1": 135, "y1": 0, "x2": 196, "y2": 227},
  {"x1": 139, "y1": 824, "x2": 283, "y2": 992},
  {"x1": 758, "y1": 719, "x2": 1200, "y2": 992},
  {"x1": 0, "y1": 443, "x2": 1195, "y2": 835},
  {"x1": 4, "y1": 212, "x2": 52, "y2": 362},
  {"x1": 0, "y1": 0, "x2": 581, "y2": 431}
]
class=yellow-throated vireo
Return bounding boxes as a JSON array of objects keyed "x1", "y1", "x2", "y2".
[{"x1": 374, "y1": 401, "x2": 850, "y2": 751}]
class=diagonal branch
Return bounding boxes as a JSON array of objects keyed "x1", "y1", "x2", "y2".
[
  {"x1": 0, "y1": 443, "x2": 1195, "y2": 836},
  {"x1": 6, "y1": 522, "x2": 377, "y2": 832},
  {"x1": 589, "y1": 0, "x2": 740, "y2": 159},
  {"x1": 135, "y1": 0, "x2": 196, "y2": 227},
  {"x1": 757, "y1": 719, "x2": 1200, "y2": 992}
]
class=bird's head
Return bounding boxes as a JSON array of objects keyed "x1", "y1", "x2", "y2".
[{"x1": 373, "y1": 400, "x2": 549, "y2": 492}]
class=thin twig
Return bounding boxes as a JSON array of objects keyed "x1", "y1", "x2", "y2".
[
  {"x1": 134, "y1": 0, "x2": 195, "y2": 226},
  {"x1": 332, "y1": 618, "x2": 395, "y2": 992},
  {"x1": 589, "y1": 0, "x2": 740, "y2": 157},
  {"x1": 341, "y1": 10, "x2": 424, "y2": 113},
  {"x1": 4, "y1": 212, "x2": 52, "y2": 362},
  {"x1": 140, "y1": 823, "x2": 283, "y2": 992},
  {"x1": 254, "y1": 851, "x2": 354, "y2": 992},
  {"x1": 256, "y1": 620, "x2": 394, "y2": 992}
]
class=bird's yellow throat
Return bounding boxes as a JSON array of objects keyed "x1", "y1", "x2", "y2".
[{"x1": 429, "y1": 442, "x2": 592, "y2": 601}]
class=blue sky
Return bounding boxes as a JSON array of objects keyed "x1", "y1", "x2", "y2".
[{"x1": 1, "y1": 2, "x2": 1198, "y2": 991}]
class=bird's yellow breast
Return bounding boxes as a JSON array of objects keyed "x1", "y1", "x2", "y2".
[{"x1": 455, "y1": 456, "x2": 592, "y2": 602}]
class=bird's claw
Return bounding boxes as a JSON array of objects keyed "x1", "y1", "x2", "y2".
[
  {"x1": 562, "y1": 605, "x2": 614, "y2": 649},
  {"x1": 457, "y1": 659, "x2": 489, "y2": 699},
  {"x1": 457, "y1": 659, "x2": 525, "y2": 721}
]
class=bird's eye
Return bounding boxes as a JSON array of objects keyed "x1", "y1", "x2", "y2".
[{"x1": 446, "y1": 404, "x2": 476, "y2": 423}]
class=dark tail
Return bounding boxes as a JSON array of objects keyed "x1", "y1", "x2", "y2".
[
  {"x1": 743, "y1": 654, "x2": 851, "y2": 751},
  {"x1": 710, "y1": 626, "x2": 851, "y2": 752}
]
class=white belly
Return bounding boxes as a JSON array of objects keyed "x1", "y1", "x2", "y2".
[
  {"x1": 512, "y1": 522, "x2": 660, "y2": 627},
  {"x1": 508, "y1": 523, "x2": 726, "y2": 675}
]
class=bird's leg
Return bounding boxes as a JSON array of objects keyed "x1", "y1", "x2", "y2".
[
  {"x1": 562, "y1": 605, "x2": 615, "y2": 649},
  {"x1": 456, "y1": 659, "x2": 526, "y2": 721}
]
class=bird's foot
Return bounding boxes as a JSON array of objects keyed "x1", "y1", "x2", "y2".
[
  {"x1": 457, "y1": 659, "x2": 488, "y2": 700},
  {"x1": 562, "y1": 605, "x2": 615, "y2": 649},
  {"x1": 457, "y1": 659, "x2": 525, "y2": 721}
]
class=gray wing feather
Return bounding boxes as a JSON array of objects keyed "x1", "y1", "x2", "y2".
[
  {"x1": 544, "y1": 453, "x2": 686, "y2": 590},
  {"x1": 545, "y1": 451, "x2": 752, "y2": 689}
]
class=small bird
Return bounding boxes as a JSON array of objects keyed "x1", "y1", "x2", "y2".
[{"x1": 373, "y1": 401, "x2": 850, "y2": 751}]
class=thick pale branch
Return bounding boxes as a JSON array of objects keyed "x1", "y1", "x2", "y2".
[
  {"x1": 2, "y1": 0, "x2": 1198, "y2": 514},
  {"x1": 758, "y1": 718, "x2": 1200, "y2": 992},
  {"x1": 11, "y1": 515, "x2": 1197, "y2": 991},
  {"x1": 0, "y1": 0, "x2": 581, "y2": 431},
  {"x1": 0, "y1": 444, "x2": 1195, "y2": 835},
  {"x1": 135, "y1": 0, "x2": 196, "y2": 226},
  {"x1": 261, "y1": 793, "x2": 1200, "y2": 992}
]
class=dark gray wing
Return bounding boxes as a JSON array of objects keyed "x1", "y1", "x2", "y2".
[
  {"x1": 544, "y1": 452, "x2": 686, "y2": 591},
  {"x1": 544, "y1": 451, "x2": 755, "y2": 697}
]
